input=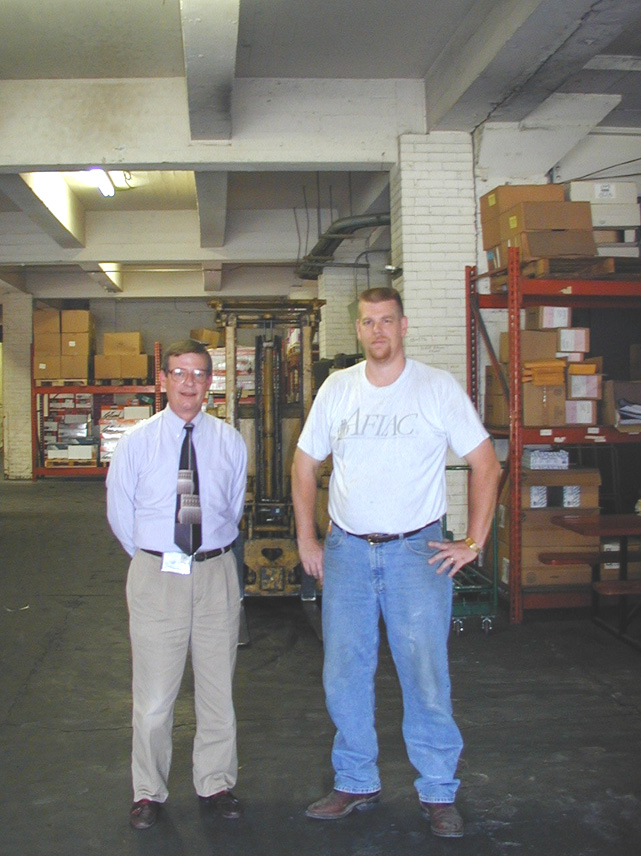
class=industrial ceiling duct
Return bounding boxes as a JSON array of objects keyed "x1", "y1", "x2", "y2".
[{"x1": 295, "y1": 213, "x2": 390, "y2": 280}]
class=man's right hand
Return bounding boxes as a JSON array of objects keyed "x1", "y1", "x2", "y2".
[{"x1": 297, "y1": 537, "x2": 325, "y2": 584}]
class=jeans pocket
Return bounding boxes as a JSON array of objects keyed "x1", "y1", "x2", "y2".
[
  {"x1": 403, "y1": 526, "x2": 440, "y2": 558},
  {"x1": 324, "y1": 523, "x2": 346, "y2": 550}
]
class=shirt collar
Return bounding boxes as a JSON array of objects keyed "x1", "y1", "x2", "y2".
[{"x1": 164, "y1": 405, "x2": 204, "y2": 436}]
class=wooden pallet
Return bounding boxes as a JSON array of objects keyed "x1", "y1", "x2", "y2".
[
  {"x1": 36, "y1": 378, "x2": 89, "y2": 386},
  {"x1": 490, "y1": 255, "x2": 641, "y2": 291},
  {"x1": 521, "y1": 256, "x2": 641, "y2": 280},
  {"x1": 44, "y1": 458, "x2": 98, "y2": 467},
  {"x1": 94, "y1": 377, "x2": 151, "y2": 386}
]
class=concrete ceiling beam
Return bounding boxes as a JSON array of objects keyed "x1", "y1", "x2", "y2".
[{"x1": 180, "y1": 0, "x2": 240, "y2": 140}]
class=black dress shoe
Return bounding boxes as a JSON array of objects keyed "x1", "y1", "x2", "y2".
[
  {"x1": 130, "y1": 799, "x2": 159, "y2": 829},
  {"x1": 199, "y1": 789, "x2": 243, "y2": 819}
]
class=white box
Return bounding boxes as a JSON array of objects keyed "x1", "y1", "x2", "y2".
[
  {"x1": 590, "y1": 203, "x2": 641, "y2": 228},
  {"x1": 123, "y1": 405, "x2": 152, "y2": 420},
  {"x1": 566, "y1": 181, "x2": 638, "y2": 204},
  {"x1": 596, "y1": 245, "x2": 639, "y2": 257},
  {"x1": 67, "y1": 444, "x2": 96, "y2": 461}
]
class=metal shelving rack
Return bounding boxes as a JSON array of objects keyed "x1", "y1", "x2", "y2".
[
  {"x1": 466, "y1": 247, "x2": 641, "y2": 624},
  {"x1": 31, "y1": 343, "x2": 163, "y2": 478}
]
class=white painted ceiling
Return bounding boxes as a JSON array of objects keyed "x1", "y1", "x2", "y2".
[{"x1": 0, "y1": 0, "x2": 640, "y2": 298}]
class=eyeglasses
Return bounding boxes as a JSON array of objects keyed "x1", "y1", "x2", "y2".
[{"x1": 166, "y1": 367, "x2": 210, "y2": 384}]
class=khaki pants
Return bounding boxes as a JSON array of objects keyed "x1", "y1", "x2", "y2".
[{"x1": 126, "y1": 548, "x2": 241, "y2": 802}]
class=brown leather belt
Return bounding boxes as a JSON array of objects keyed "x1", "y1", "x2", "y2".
[
  {"x1": 338, "y1": 520, "x2": 438, "y2": 545},
  {"x1": 142, "y1": 545, "x2": 232, "y2": 561}
]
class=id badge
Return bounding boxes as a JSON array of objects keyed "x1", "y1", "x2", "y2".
[{"x1": 161, "y1": 551, "x2": 192, "y2": 575}]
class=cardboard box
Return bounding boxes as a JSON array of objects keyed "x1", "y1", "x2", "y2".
[
  {"x1": 522, "y1": 447, "x2": 569, "y2": 470},
  {"x1": 499, "y1": 330, "x2": 558, "y2": 363},
  {"x1": 499, "y1": 201, "x2": 592, "y2": 240},
  {"x1": 33, "y1": 309, "x2": 60, "y2": 335},
  {"x1": 103, "y1": 331, "x2": 143, "y2": 355},
  {"x1": 484, "y1": 392, "x2": 509, "y2": 428},
  {"x1": 32, "y1": 332, "x2": 61, "y2": 355},
  {"x1": 66, "y1": 443, "x2": 98, "y2": 461},
  {"x1": 603, "y1": 380, "x2": 641, "y2": 432},
  {"x1": 524, "y1": 306, "x2": 572, "y2": 330},
  {"x1": 119, "y1": 353, "x2": 152, "y2": 379},
  {"x1": 522, "y1": 383, "x2": 566, "y2": 426},
  {"x1": 496, "y1": 496, "x2": 600, "y2": 540},
  {"x1": 485, "y1": 363, "x2": 508, "y2": 397},
  {"x1": 61, "y1": 333, "x2": 93, "y2": 356},
  {"x1": 565, "y1": 400, "x2": 598, "y2": 425},
  {"x1": 190, "y1": 328, "x2": 221, "y2": 347},
  {"x1": 61, "y1": 310, "x2": 93, "y2": 333},
  {"x1": 556, "y1": 352, "x2": 584, "y2": 363},
  {"x1": 590, "y1": 203, "x2": 641, "y2": 228},
  {"x1": 522, "y1": 565, "x2": 593, "y2": 587},
  {"x1": 60, "y1": 355, "x2": 90, "y2": 379},
  {"x1": 596, "y1": 244, "x2": 640, "y2": 258},
  {"x1": 565, "y1": 180, "x2": 638, "y2": 204},
  {"x1": 557, "y1": 327, "x2": 590, "y2": 353},
  {"x1": 521, "y1": 467, "x2": 601, "y2": 509},
  {"x1": 480, "y1": 184, "x2": 565, "y2": 223},
  {"x1": 94, "y1": 354, "x2": 122, "y2": 379},
  {"x1": 123, "y1": 405, "x2": 152, "y2": 420},
  {"x1": 506, "y1": 230, "x2": 597, "y2": 259},
  {"x1": 567, "y1": 374, "x2": 602, "y2": 400},
  {"x1": 33, "y1": 354, "x2": 61, "y2": 379}
]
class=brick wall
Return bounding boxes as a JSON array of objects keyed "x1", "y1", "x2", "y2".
[
  {"x1": 317, "y1": 269, "x2": 360, "y2": 359},
  {"x1": 2, "y1": 294, "x2": 33, "y2": 478},
  {"x1": 391, "y1": 132, "x2": 478, "y2": 537}
]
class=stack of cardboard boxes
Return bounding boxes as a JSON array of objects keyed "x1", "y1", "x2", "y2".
[
  {"x1": 493, "y1": 460, "x2": 602, "y2": 589},
  {"x1": 42, "y1": 391, "x2": 97, "y2": 465},
  {"x1": 208, "y1": 346, "x2": 256, "y2": 399},
  {"x1": 99, "y1": 401, "x2": 153, "y2": 464},
  {"x1": 485, "y1": 306, "x2": 603, "y2": 428},
  {"x1": 481, "y1": 184, "x2": 597, "y2": 274},
  {"x1": 565, "y1": 180, "x2": 640, "y2": 258},
  {"x1": 94, "y1": 332, "x2": 151, "y2": 382},
  {"x1": 33, "y1": 309, "x2": 94, "y2": 382}
]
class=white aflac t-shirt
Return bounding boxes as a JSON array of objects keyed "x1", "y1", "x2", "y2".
[{"x1": 297, "y1": 359, "x2": 489, "y2": 535}]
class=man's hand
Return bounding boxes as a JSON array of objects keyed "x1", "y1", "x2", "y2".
[
  {"x1": 427, "y1": 539, "x2": 478, "y2": 578},
  {"x1": 297, "y1": 537, "x2": 325, "y2": 584}
]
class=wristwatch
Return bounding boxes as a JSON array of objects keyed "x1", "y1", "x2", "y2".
[{"x1": 464, "y1": 536, "x2": 482, "y2": 555}]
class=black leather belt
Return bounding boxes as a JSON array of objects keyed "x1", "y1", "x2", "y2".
[
  {"x1": 338, "y1": 520, "x2": 438, "y2": 545},
  {"x1": 142, "y1": 545, "x2": 232, "y2": 561}
]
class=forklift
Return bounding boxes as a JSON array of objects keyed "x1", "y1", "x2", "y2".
[{"x1": 208, "y1": 297, "x2": 326, "y2": 639}]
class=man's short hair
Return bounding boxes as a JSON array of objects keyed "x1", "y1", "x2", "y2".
[
  {"x1": 162, "y1": 339, "x2": 213, "y2": 375},
  {"x1": 358, "y1": 287, "x2": 404, "y2": 317}
]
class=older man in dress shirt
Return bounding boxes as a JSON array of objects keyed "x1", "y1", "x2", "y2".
[{"x1": 107, "y1": 339, "x2": 247, "y2": 830}]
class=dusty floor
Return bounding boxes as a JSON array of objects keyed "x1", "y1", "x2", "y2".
[{"x1": 1, "y1": 477, "x2": 640, "y2": 856}]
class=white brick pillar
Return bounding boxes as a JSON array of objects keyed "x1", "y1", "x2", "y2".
[
  {"x1": 390, "y1": 132, "x2": 477, "y2": 536},
  {"x1": 2, "y1": 294, "x2": 33, "y2": 479},
  {"x1": 317, "y1": 268, "x2": 360, "y2": 359}
]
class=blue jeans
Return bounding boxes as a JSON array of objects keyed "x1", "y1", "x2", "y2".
[{"x1": 321, "y1": 521, "x2": 462, "y2": 803}]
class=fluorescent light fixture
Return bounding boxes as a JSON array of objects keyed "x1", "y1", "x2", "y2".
[{"x1": 89, "y1": 168, "x2": 115, "y2": 197}]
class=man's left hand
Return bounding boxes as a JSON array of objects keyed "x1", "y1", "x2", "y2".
[{"x1": 427, "y1": 539, "x2": 478, "y2": 578}]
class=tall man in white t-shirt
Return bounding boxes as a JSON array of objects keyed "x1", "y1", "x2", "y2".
[{"x1": 291, "y1": 287, "x2": 501, "y2": 838}]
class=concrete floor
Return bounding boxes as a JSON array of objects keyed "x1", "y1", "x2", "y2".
[{"x1": 1, "y1": 476, "x2": 640, "y2": 856}]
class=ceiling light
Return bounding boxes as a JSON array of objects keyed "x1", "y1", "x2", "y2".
[{"x1": 89, "y1": 168, "x2": 115, "y2": 197}]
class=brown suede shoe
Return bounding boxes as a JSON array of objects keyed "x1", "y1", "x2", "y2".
[
  {"x1": 306, "y1": 789, "x2": 380, "y2": 820},
  {"x1": 130, "y1": 799, "x2": 159, "y2": 830},
  {"x1": 199, "y1": 789, "x2": 243, "y2": 819},
  {"x1": 420, "y1": 802, "x2": 464, "y2": 838}
]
